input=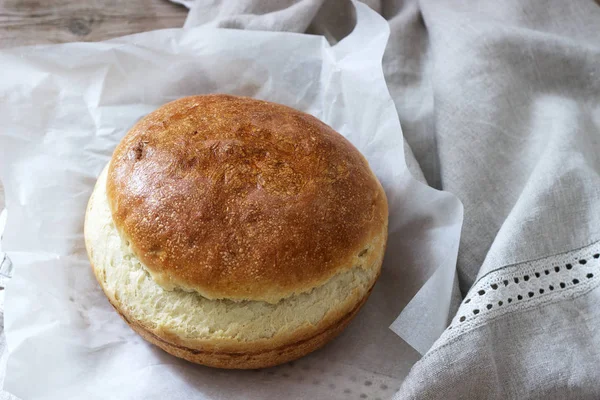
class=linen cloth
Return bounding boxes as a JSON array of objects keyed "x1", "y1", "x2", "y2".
[{"x1": 182, "y1": 0, "x2": 600, "y2": 398}]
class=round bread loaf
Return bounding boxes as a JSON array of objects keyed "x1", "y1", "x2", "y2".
[{"x1": 85, "y1": 95, "x2": 388, "y2": 369}]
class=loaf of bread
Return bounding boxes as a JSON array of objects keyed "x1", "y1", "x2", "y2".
[{"x1": 84, "y1": 95, "x2": 388, "y2": 369}]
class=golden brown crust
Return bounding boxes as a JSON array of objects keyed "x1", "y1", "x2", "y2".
[{"x1": 107, "y1": 94, "x2": 388, "y2": 302}]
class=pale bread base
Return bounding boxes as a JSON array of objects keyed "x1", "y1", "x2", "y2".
[{"x1": 104, "y1": 281, "x2": 374, "y2": 369}]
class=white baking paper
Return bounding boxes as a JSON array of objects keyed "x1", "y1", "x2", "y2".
[{"x1": 0, "y1": 2, "x2": 462, "y2": 399}]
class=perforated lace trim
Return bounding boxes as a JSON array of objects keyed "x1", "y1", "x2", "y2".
[{"x1": 433, "y1": 241, "x2": 600, "y2": 349}]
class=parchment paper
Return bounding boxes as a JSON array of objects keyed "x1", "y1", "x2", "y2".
[{"x1": 0, "y1": 2, "x2": 462, "y2": 399}]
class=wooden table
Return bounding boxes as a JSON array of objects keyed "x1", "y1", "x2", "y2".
[{"x1": 0, "y1": 0, "x2": 188, "y2": 49}]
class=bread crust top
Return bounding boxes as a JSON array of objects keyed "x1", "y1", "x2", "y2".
[{"x1": 107, "y1": 95, "x2": 388, "y2": 303}]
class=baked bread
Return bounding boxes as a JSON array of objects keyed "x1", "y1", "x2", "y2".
[{"x1": 84, "y1": 95, "x2": 388, "y2": 369}]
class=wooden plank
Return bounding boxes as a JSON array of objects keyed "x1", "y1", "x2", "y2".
[{"x1": 0, "y1": 0, "x2": 188, "y2": 48}]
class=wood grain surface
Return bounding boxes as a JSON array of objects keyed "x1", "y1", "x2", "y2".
[{"x1": 0, "y1": 0, "x2": 188, "y2": 49}]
